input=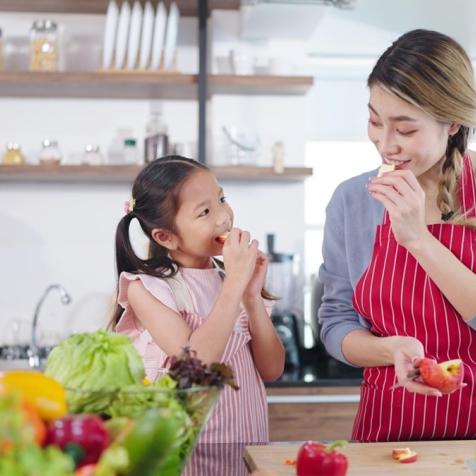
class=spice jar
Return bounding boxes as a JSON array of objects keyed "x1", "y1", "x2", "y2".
[
  {"x1": 82, "y1": 144, "x2": 104, "y2": 166},
  {"x1": 30, "y1": 20, "x2": 59, "y2": 71},
  {"x1": 39, "y1": 139, "x2": 62, "y2": 165},
  {"x1": 2, "y1": 143, "x2": 27, "y2": 165}
]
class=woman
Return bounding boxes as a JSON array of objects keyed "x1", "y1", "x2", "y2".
[{"x1": 319, "y1": 29, "x2": 476, "y2": 441}]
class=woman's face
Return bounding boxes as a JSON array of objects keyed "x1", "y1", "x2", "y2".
[{"x1": 368, "y1": 84, "x2": 456, "y2": 178}]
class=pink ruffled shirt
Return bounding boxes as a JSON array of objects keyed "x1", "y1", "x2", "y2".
[{"x1": 115, "y1": 267, "x2": 270, "y2": 443}]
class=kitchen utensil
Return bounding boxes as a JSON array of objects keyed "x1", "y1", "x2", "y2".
[
  {"x1": 127, "y1": 0, "x2": 142, "y2": 69},
  {"x1": 102, "y1": 0, "x2": 118, "y2": 69},
  {"x1": 163, "y1": 1, "x2": 179, "y2": 70},
  {"x1": 114, "y1": 0, "x2": 131, "y2": 69},
  {"x1": 150, "y1": 1, "x2": 166, "y2": 69},
  {"x1": 139, "y1": 1, "x2": 154, "y2": 69}
]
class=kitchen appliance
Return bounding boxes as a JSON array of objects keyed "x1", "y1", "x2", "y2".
[{"x1": 266, "y1": 233, "x2": 301, "y2": 369}]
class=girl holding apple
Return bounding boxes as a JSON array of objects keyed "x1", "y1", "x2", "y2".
[{"x1": 319, "y1": 29, "x2": 476, "y2": 441}]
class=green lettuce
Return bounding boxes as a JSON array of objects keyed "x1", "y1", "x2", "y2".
[{"x1": 44, "y1": 331, "x2": 145, "y2": 414}]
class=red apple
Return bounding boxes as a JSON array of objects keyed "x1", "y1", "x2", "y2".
[{"x1": 415, "y1": 358, "x2": 464, "y2": 394}]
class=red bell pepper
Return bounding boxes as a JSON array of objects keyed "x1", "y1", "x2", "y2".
[
  {"x1": 296, "y1": 440, "x2": 348, "y2": 476},
  {"x1": 46, "y1": 414, "x2": 109, "y2": 467}
]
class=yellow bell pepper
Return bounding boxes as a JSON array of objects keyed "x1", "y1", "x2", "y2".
[{"x1": 0, "y1": 370, "x2": 67, "y2": 421}]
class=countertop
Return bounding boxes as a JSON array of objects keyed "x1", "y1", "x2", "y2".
[
  {"x1": 266, "y1": 348, "x2": 363, "y2": 388},
  {"x1": 244, "y1": 440, "x2": 476, "y2": 475}
]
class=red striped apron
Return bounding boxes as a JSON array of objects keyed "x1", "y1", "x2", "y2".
[{"x1": 351, "y1": 155, "x2": 476, "y2": 442}]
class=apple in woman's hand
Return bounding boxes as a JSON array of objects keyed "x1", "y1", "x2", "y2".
[{"x1": 412, "y1": 358, "x2": 464, "y2": 394}]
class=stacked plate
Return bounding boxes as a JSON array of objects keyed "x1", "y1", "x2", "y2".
[{"x1": 102, "y1": 0, "x2": 180, "y2": 71}]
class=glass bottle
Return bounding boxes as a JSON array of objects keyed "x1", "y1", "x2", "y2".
[
  {"x1": 38, "y1": 139, "x2": 62, "y2": 165},
  {"x1": 2, "y1": 143, "x2": 26, "y2": 165},
  {"x1": 30, "y1": 20, "x2": 59, "y2": 71},
  {"x1": 124, "y1": 138, "x2": 140, "y2": 164},
  {"x1": 144, "y1": 111, "x2": 169, "y2": 162}
]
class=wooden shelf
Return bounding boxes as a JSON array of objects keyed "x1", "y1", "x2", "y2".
[
  {"x1": 0, "y1": 0, "x2": 240, "y2": 16},
  {"x1": 0, "y1": 164, "x2": 313, "y2": 183},
  {"x1": 0, "y1": 71, "x2": 314, "y2": 99}
]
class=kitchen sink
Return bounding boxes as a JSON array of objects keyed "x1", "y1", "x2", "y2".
[{"x1": 0, "y1": 344, "x2": 54, "y2": 371}]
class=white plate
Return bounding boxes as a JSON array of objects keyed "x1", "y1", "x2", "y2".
[
  {"x1": 102, "y1": 0, "x2": 119, "y2": 69},
  {"x1": 163, "y1": 1, "x2": 179, "y2": 70},
  {"x1": 139, "y1": 1, "x2": 154, "y2": 69},
  {"x1": 150, "y1": 1, "x2": 166, "y2": 69},
  {"x1": 127, "y1": 0, "x2": 142, "y2": 69},
  {"x1": 114, "y1": 1, "x2": 131, "y2": 69}
]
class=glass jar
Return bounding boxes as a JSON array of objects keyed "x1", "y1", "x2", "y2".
[
  {"x1": 2, "y1": 143, "x2": 26, "y2": 165},
  {"x1": 124, "y1": 138, "x2": 140, "y2": 164},
  {"x1": 38, "y1": 139, "x2": 62, "y2": 165},
  {"x1": 82, "y1": 144, "x2": 104, "y2": 166},
  {"x1": 30, "y1": 20, "x2": 59, "y2": 71}
]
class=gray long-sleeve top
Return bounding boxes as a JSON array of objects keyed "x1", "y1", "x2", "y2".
[{"x1": 318, "y1": 168, "x2": 476, "y2": 366}]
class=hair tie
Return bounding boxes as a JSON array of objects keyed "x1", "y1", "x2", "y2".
[{"x1": 123, "y1": 197, "x2": 136, "y2": 214}]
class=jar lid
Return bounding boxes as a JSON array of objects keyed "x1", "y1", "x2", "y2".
[
  {"x1": 42, "y1": 138, "x2": 58, "y2": 148},
  {"x1": 85, "y1": 144, "x2": 100, "y2": 153},
  {"x1": 124, "y1": 138, "x2": 137, "y2": 146},
  {"x1": 32, "y1": 20, "x2": 58, "y2": 32},
  {"x1": 6, "y1": 142, "x2": 20, "y2": 150}
]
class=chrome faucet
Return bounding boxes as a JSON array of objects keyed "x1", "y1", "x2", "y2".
[{"x1": 28, "y1": 284, "x2": 72, "y2": 369}]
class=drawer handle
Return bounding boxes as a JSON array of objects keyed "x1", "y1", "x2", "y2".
[{"x1": 267, "y1": 395, "x2": 360, "y2": 404}]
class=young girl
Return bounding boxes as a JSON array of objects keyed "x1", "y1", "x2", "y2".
[
  {"x1": 319, "y1": 29, "x2": 476, "y2": 442},
  {"x1": 111, "y1": 155, "x2": 284, "y2": 446}
]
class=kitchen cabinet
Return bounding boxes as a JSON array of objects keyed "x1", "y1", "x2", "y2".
[{"x1": 266, "y1": 386, "x2": 360, "y2": 441}]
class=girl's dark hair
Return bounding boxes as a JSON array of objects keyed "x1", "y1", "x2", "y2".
[
  {"x1": 368, "y1": 29, "x2": 476, "y2": 227},
  {"x1": 110, "y1": 155, "x2": 275, "y2": 329}
]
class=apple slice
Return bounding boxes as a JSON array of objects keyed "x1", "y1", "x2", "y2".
[
  {"x1": 216, "y1": 232, "x2": 229, "y2": 244},
  {"x1": 377, "y1": 163, "x2": 396, "y2": 177},
  {"x1": 392, "y1": 447, "x2": 418, "y2": 464},
  {"x1": 398, "y1": 450, "x2": 418, "y2": 464},
  {"x1": 392, "y1": 448, "x2": 411, "y2": 460},
  {"x1": 416, "y1": 358, "x2": 464, "y2": 394}
]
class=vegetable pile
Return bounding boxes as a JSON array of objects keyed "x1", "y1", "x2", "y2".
[{"x1": 0, "y1": 331, "x2": 238, "y2": 476}]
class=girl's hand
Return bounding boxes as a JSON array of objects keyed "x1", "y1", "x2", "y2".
[
  {"x1": 222, "y1": 228, "x2": 258, "y2": 292},
  {"x1": 243, "y1": 250, "x2": 268, "y2": 302},
  {"x1": 368, "y1": 170, "x2": 429, "y2": 248},
  {"x1": 390, "y1": 336, "x2": 443, "y2": 397}
]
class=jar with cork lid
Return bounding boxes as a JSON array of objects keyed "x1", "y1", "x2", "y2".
[
  {"x1": 30, "y1": 20, "x2": 59, "y2": 71},
  {"x1": 2, "y1": 143, "x2": 27, "y2": 165}
]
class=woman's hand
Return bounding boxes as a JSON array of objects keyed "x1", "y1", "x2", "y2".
[
  {"x1": 368, "y1": 170, "x2": 430, "y2": 249},
  {"x1": 243, "y1": 250, "x2": 268, "y2": 302},
  {"x1": 222, "y1": 228, "x2": 258, "y2": 293},
  {"x1": 390, "y1": 336, "x2": 443, "y2": 397}
]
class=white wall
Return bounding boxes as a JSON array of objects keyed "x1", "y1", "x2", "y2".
[{"x1": 0, "y1": 10, "x2": 308, "y2": 343}]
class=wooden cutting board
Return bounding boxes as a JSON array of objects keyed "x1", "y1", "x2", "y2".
[{"x1": 244, "y1": 440, "x2": 476, "y2": 475}]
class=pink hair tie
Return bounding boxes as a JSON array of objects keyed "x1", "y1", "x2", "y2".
[{"x1": 123, "y1": 197, "x2": 136, "y2": 214}]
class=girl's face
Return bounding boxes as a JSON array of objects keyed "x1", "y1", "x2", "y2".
[
  {"x1": 171, "y1": 169, "x2": 233, "y2": 268},
  {"x1": 368, "y1": 84, "x2": 457, "y2": 180}
]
